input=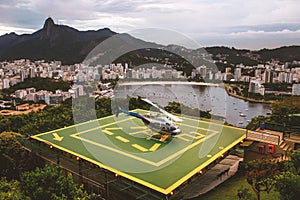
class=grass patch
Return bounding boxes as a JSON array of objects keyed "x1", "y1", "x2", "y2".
[{"x1": 199, "y1": 172, "x2": 280, "y2": 200}]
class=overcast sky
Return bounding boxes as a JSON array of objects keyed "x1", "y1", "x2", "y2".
[{"x1": 1, "y1": 0, "x2": 300, "y2": 50}]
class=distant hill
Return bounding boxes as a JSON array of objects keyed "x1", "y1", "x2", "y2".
[
  {"x1": 205, "y1": 46, "x2": 300, "y2": 64},
  {"x1": 0, "y1": 17, "x2": 117, "y2": 64},
  {"x1": 255, "y1": 46, "x2": 300, "y2": 62},
  {"x1": 205, "y1": 46, "x2": 260, "y2": 66},
  {"x1": 0, "y1": 17, "x2": 300, "y2": 66}
]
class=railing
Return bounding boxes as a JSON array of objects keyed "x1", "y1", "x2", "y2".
[{"x1": 246, "y1": 130, "x2": 280, "y2": 145}]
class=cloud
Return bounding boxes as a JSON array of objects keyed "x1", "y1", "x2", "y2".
[
  {"x1": 240, "y1": 1, "x2": 300, "y2": 25},
  {"x1": 192, "y1": 28, "x2": 300, "y2": 49},
  {"x1": 0, "y1": 0, "x2": 300, "y2": 49},
  {"x1": 0, "y1": 25, "x2": 35, "y2": 35},
  {"x1": 229, "y1": 29, "x2": 300, "y2": 37}
]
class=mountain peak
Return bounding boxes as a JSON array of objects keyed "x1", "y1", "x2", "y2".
[
  {"x1": 41, "y1": 17, "x2": 57, "y2": 40},
  {"x1": 43, "y1": 17, "x2": 55, "y2": 29}
]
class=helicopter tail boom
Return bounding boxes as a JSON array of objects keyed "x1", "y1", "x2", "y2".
[{"x1": 116, "y1": 108, "x2": 150, "y2": 124}]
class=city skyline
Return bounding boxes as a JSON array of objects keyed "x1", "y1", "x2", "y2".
[{"x1": 0, "y1": 0, "x2": 300, "y2": 50}]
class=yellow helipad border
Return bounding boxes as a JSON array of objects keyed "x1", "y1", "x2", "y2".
[{"x1": 31, "y1": 110, "x2": 246, "y2": 195}]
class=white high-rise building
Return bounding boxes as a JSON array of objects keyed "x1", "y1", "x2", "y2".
[
  {"x1": 74, "y1": 85, "x2": 84, "y2": 96},
  {"x1": 29, "y1": 67, "x2": 35, "y2": 78},
  {"x1": 264, "y1": 69, "x2": 273, "y2": 83},
  {"x1": 278, "y1": 72, "x2": 293, "y2": 83},
  {"x1": 292, "y1": 84, "x2": 300, "y2": 95},
  {"x1": 20, "y1": 69, "x2": 26, "y2": 82},
  {"x1": 255, "y1": 69, "x2": 261, "y2": 78},
  {"x1": 208, "y1": 71, "x2": 214, "y2": 80},
  {"x1": 197, "y1": 65, "x2": 207, "y2": 78},
  {"x1": 234, "y1": 68, "x2": 242, "y2": 81},
  {"x1": 164, "y1": 70, "x2": 173, "y2": 79},
  {"x1": 287, "y1": 73, "x2": 293, "y2": 83},
  {"x1": 3, "y1": 78, "x2": 10, "y2": 89}
]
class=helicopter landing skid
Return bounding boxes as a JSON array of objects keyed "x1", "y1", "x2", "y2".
[{"x1": 147, "y1": 134, "x2": 170, "y2": 143}]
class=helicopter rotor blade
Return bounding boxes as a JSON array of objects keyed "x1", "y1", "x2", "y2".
[{"x1": 141, "y1": 98, "x2": 183, "y2": 122}]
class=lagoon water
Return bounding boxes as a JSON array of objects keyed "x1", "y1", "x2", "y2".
[{"x1": 114, "y1": 83, "x2": 271, "y2": 128}]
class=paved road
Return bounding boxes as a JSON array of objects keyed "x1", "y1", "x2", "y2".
[{"x1": 172, "y1": 155, "x2": 243, "y2": 200}]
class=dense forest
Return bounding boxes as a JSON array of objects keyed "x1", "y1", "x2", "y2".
[
  {"x1": 0, "y1": 131, "x2": 96, "y2": 199},
  {"x1": 246, "y1": 96, "x2": 300, "y2": 132},
  {"x1": 2, "y1": 77, "x2": 72, "y2": 95}
]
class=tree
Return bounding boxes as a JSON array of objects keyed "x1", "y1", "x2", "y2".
[
  {"x1": 275, "y1": 151, "x2": 300, "y2": 200},
  {"x1": 290, "y1": 151, "x2": 300, "y2": 174},
  {"x1": 270, "y1": 96, "x2": 300, "y2": 128},
  {"x1": 18, "y1": 150, "x2": 45, "y2": 173},
  {"x1": 0, "y1": 178, "x2": 29, "y2": 200},
  {"x1": 20, "y1": 165, "x2": 96, "y2": 200},
  {"x1": 0, "y1": 117, "x2": 12, "y2": 133},
  {"x1": 275, "y1": 172, "x2": 300, "y2": 200},
  {"x1": 0, "y1": 131, "x2": 45, "y2": 179},
  {"x1": 164, "y1": 101, "x2": 181, "y2": 114},
  {"x1": 242, "y1": 159, "x2": 279, "y2": 200},
  {"x1": 0, "y1": 132, "x2": 23, "y2": 179},
  {"x1": 2, "y1": 77, "x2": 71, "y2": 95},
  {"x1": 95, "y1": 98, "x2": 112, "y2": 118},
  {"x1": 246, "y1": 115, "x2": 268, "y2": 131},
  {"x1": 237, "y1": 186, "x2": 254, "y2": 200},
  {"x1": 128, "y1": 96, "x2": 151, "y2": 110}
]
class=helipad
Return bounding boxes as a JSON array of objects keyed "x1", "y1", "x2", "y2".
[{"x1": 31, "y1": 109, "x2": 246, "y2": 194}]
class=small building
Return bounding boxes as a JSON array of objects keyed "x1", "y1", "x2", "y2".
[
  {"x1": 45, "y1": 94, "x2": 63, "y2": 105},
  {"x1": 292, "y1": 84, "x2": 300, "y2": 96},
  {"x1": 15, "y1": 89, "x2": 27, "y2": 99},
  {"x1": 248, "y1": 80, "x2": 265, "y2": 95}
]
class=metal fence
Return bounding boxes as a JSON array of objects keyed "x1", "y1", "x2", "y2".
[{"x1": 22, "y1": 139, "x2": 166, "y2": 200}]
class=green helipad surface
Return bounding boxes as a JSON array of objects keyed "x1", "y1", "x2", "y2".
[{"x1": 31, "y1": 109, "x2": 246, "y2": 194}]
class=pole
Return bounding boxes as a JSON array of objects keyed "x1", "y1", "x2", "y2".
[
  {"x1": 78, "y1": 159, "x2": 82, "y2": 183},
  {"x1": 105, "y1": 170, "x2": 109, "y2": 200}
]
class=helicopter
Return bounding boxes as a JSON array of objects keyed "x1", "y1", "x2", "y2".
[{"x1": 115, "y1": 98, "x2": 182, "y2": 141}]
